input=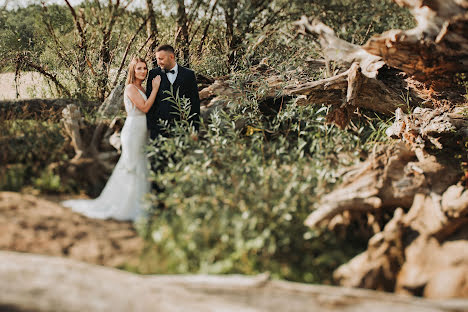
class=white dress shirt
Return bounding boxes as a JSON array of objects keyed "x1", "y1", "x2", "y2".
[{"x1": 166, "y1": 63, "x2": 178, "y2": 84}]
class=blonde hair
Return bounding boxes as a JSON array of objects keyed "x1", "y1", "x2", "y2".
[{"x1": 126, "y1": 57, "x2": 147, "y2": 85}]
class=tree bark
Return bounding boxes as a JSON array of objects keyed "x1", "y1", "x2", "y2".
[
  {"x1": 145, "y1": 0, "x2": 159, "y2": 66},
  {"x1": 363, "y1": 0, "x2": 468, "y2": 85},
  {"x1": 289, "y1": 0, "x2": 468, "y2": 127},
  {"x1": 291, "y1": 0, "x2": 468, "y2": 298},
  {"x1": 175, "y1": 0, "x2": 190, "y2": 66}
]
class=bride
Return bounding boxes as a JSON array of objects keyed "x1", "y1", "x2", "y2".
[{"x1": 62, "y1": 57, "x2": 161, "y2": 221}]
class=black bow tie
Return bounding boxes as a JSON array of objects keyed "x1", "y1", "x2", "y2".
[{"x1": 165, "y1": 69, "x2": 175, "y2": 74}]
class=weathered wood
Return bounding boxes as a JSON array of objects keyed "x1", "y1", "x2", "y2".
[
  {"x1": 1, "y1": 251, "x2": 466, "y2": 312},
  {"x1": 335, "y1": 191, "x2": 468, "y2": 298},
  {"x1": 55, "y1": 79, "x2": 131, "y2": 195},
  {"x1": 309, "y1": 105, "x2": 467, "y2": 297},
  {"x1": 386, "y1": 106, "x2": 468, "y2": 150},
  {"x1": 305, "y1": 140, "x2": 461, "y2": 229},
  {"x1": 288, "y1": 0, "x2": 467, "y2": 127},
  {"x1": 364, "y1": 0, "x2": 468, "y2": 84},
  {"x1": 293, "y1": 17, "x2": 386, "y2": 78},
  {"x1": 97, "y1": 80, "x2": 125, "y2": 119},
  {"x1": 287, "y1": 18, "x2": 417, "y2": 126},
  {"x1": 61, "y1": 105, "x2": 87, "y2": 160},
  {"x1": 199, "y1": 79, "x2": 242, "y2": 120},
  {"x1": 285, "y1": 65, "x2": 410, "y2": 125},
  {"x1": 60, "y1": 104, "x2": 120, "y2": 195}
]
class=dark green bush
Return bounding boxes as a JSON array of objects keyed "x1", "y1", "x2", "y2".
[
  {"x1": 0, "y1": 119, "x2": 71, "y2": 192},
  {"x1": 137, "y1": 90, "x2": 377, "y2": 283}
]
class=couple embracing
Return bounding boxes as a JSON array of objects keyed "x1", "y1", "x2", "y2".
[{"x1": 63, "y1": 45, "x2": 200, "y2": 221}]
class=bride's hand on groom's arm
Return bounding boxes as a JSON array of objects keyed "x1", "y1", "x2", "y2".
[{"x1": 152, "y1": 75, "x2": 161, "y2": 90}]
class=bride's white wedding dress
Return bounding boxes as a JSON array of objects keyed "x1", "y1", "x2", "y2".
[{"x1": 62, "y1": 88, "x2": 151, "y2": 221}]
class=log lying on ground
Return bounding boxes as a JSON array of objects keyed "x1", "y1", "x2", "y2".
[
  {"x1": 286, "y1": 0, "x2": 467, "y2": 128},
  {"x1": 334, "y1": 191, "x2": 468, "y2": 298},
  {"x1": 386, "y1": 106, "x2": 468, "y2": 149},
  {"x1": 60, "y1": 104, "x2": 122, "y2": 195},
  {"x1": 285, "y1": 18, "x2": 421, "y2": 127},
  {"x1": 306, "y1": 106, "x2": 468, "y2": 298},
  {"x1": 306, "y1": 106, "x2": 467, "y2": 228},
  {"x1": 304, "y1": 142, "x2": 460, "y2": 229},
  {"x1": 198, "y1": 61, "x2": 297, "y2": 122},
  {"x1": 363, "y1": 0, "x2": 468, "y2": 84},
  {"x1": 1, "y1": 251, "x2": 467, "y2": 312},
  {"x1": 199, "y1": 79, "x2": 242, "y2": 120}
]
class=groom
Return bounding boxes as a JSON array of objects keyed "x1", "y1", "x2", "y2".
[{"x1": 145, "y1": 44, "x2": 200, "y2": 140}]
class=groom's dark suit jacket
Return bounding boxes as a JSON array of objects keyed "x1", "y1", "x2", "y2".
[{"x1": 146, "y1": 65, "x2": 200, "y2": 140}]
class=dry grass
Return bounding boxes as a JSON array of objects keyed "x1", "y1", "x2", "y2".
[{"x1": 0, "y1": 72, "x2": 54, "y2": 100}]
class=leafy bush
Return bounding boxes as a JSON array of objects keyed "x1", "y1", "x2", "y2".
[
  {"x1": 0, "y1": 119, "x2": 72, "y2": 192},
  {"x1": 137, "y1": 90, "x2": 378, "y2": 283}
]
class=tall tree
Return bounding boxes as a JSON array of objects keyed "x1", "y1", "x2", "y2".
[
  {"x1": 37, "y1": 0, "x2": 147, "y2": 100},
  {"x1": 175, "y1": 0, "x2": 190, "y2": 66},
  {"x1": 145, "y1": 0, "x2": 159, "y2": 66},
  {"x1": 218, "y1": 0, "x2": 287, "y2": 68}
]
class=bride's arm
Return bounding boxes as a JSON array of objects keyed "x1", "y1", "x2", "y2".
[{"x1": 126, "y1": 76, "x2": 161, "y2": 113}]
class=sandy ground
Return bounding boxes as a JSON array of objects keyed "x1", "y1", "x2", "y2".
[
  {"x1": 0, "y1": 72, "x2": 53, "y2": 100},
  {"x1": 0, "y1": 191, "x2": 144, "y2": 268}
]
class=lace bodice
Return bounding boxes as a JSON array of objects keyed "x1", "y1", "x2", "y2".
[{"x1": 124, "y1": 88, "x2": 147, "y2": 117}]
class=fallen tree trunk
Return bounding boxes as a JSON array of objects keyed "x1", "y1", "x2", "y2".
[
  {"x1": 334, "y1": 191, "x2": 468, "y2": 299},
  {"x1": 306, "y1": 106, "x2": 468, "y2": 229},
  {"x1": 285, "y1": 0, "x2": 467, "y2": 128},
  {"x1": 302, "y1": 109, "x2": 468, "y2": 299},
  {"x1": 292, "y1": 0, "x2": 468, "y2": 299},
  {"x1": 305, "y1": 105, "x2": 467, "y2": 298},
  {"x1": 1, "y1": 251, "x2": 466, "y2": 312},
  {"x1": 54, "y1": 79, "x2": 129, "y2": 195},
  {"x1": 60, "y1": 104, "x2": 123, "y2": 195},
  {"x1": 363, "y1": 0, "x2": 468, "y2": 84}
]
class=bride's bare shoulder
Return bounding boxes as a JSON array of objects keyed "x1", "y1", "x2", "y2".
[{"x1": 125, "y1": 84, "x2": 138, "y2": 95}]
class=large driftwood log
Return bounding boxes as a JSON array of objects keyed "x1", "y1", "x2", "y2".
[
  {"x1": 334, "y1": 191, "x2": 468, "y2": 298},
  {"x1": 60, "y1": 104, "x2": 122, "y2": 195},
  {"x1": 57, "y1": 80, "x2": 127, "y2": 195},
  {"x1": 285, "y1": 18, "x2": 419, "y2": 127},
  {"x1": 305, "y1": 144, "x2": 462, "y2": 230},
  {"x1": 364, "y1": 0, "x2": 468, "y2": 84},
  {"x1": 306, "y1": 106, "x2": 468, "y2": 228},
  {"x1": 1, "y1": 251, "x2": 467, "y2": 312},
  {"x1": 97, "y1": 81, "x2": 125, "y2": 118},
  {"x1": 306, "y1": 107, "x2": 467, "y2": 298},
  {"x1": 286, "y1": 0, "x2": 467, "y2": 128}
]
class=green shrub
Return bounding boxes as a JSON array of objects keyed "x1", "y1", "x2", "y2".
[
  {"x1": 137, "y1": 90, "x2": 376, "y2": 283},
  {"x1": 0, "y1": 119, "x2": 71, "y2": 192}
]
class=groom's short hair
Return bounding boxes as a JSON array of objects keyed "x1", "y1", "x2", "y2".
[{"x1": 156, "y1": 44, "x2": 175, "y2": 55}]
